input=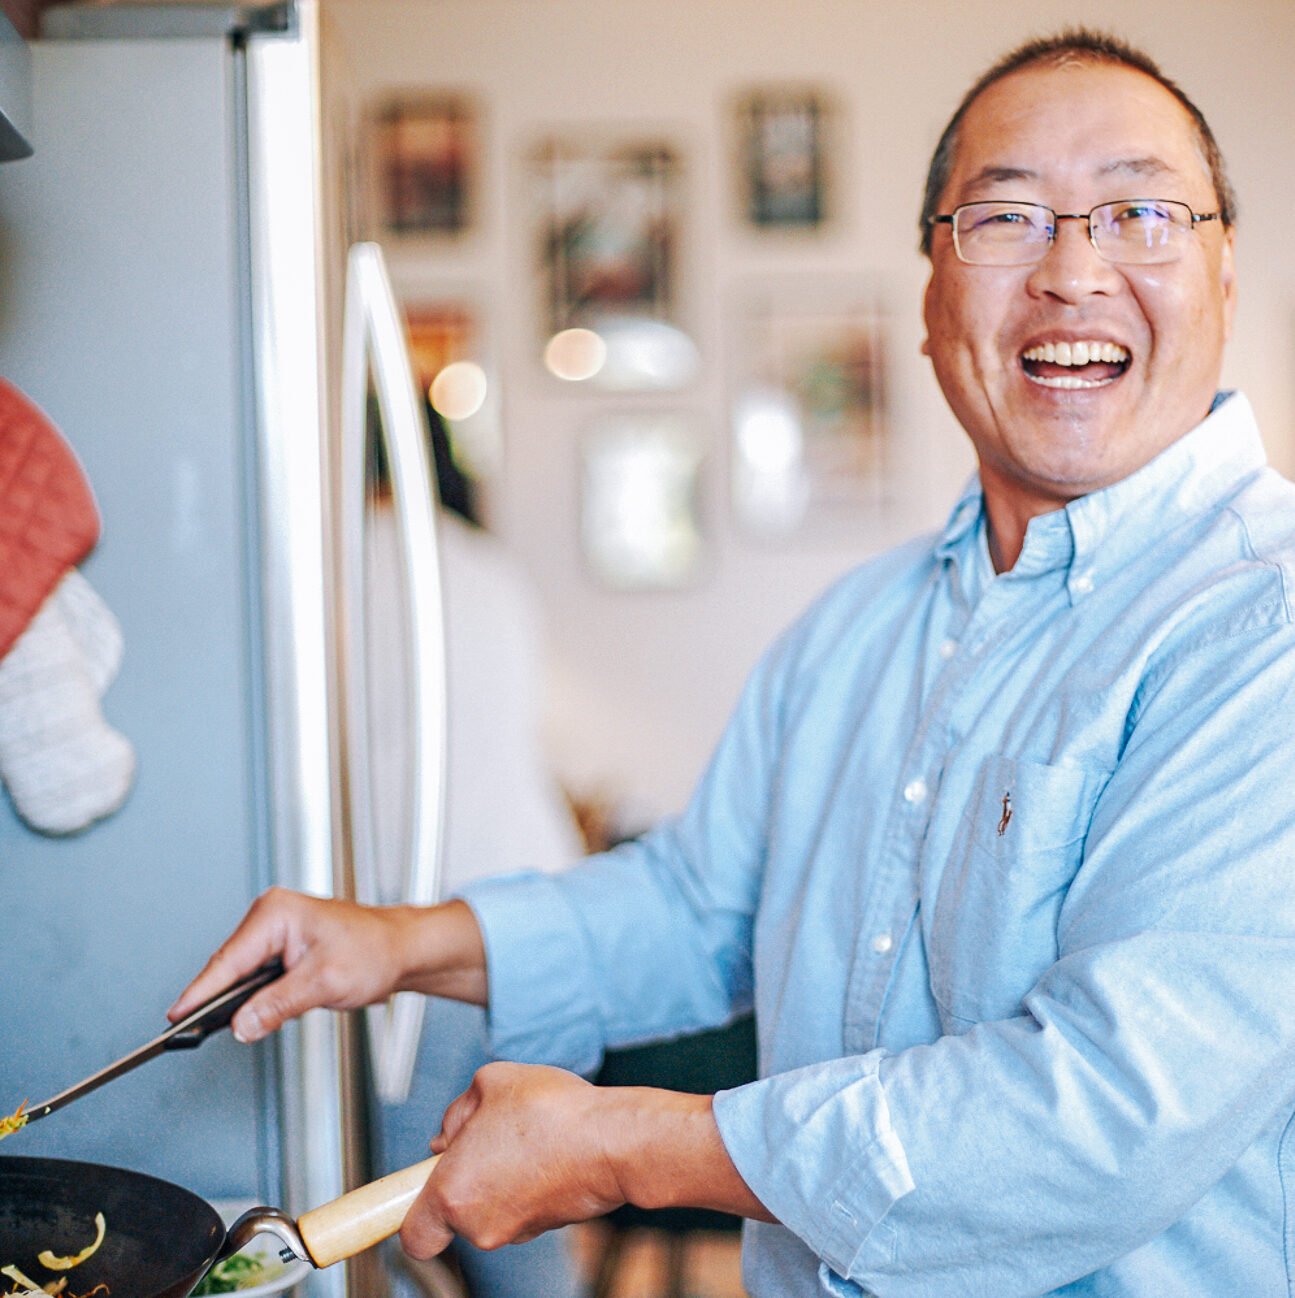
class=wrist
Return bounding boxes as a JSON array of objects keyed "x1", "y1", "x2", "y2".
[
  {"x1": 596, "y1": 1086, "x2": 704, "y2": 1210},
  {"x1": 596, "y1": 1085, "x2": 772, "y2": 1221},
  {"x1": 390, "y1": 899, "x2": 489, "y2": 1005}
]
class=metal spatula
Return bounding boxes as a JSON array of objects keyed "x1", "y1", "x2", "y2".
[{"x1": 14, "y1": 957, "x2": 285, "y2": 1128}]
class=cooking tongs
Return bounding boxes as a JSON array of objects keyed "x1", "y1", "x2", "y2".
[{"x1": 22, "y1": 958, "x2": 285, "y2": 1126}]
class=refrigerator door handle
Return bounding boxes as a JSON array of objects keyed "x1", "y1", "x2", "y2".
[{"x1": 340, "y1": 240, "x2": 447, "y2": 1105}]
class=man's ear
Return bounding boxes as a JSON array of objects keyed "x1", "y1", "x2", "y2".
[
  {"x1": 920, "y1": 273, "x2": 934, "y2": 356},
  {"x1": 1219, "y1": 226, "x2": 1238, "y2": 343}
]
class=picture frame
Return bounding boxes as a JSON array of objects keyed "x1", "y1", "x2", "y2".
[
  {"x1": 579, "y1": 412, "x2": 705, "y2": 590},
  {"x1": 398, "y1": 296, "x2": 502, "y2": 481},
  {"x1": 730, "y1": 282, "x2": 889, "y2": 538},
  {"x1": 735, "y1": 89, "x2": 830, "y2": 229},
  {"x1": 372, "y1": 94, "x2": 476, "y2": 236},
  {"x1": 402, "y1": 301, "x2": 478, "y2": 393},
  {"x1": 531, "y1": 138, "x2": 682, "y2": 342}
]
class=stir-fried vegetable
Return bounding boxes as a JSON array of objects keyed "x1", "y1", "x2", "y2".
[
  {"x1": 3, "y1": 1213, "x2": 110, "y2": 1297},
  {"x1": 2, "y1": 1287, "x2": 108, "y2": 1298},
  {"x1": 36, "y1": 1216, "x2": 105, "y2": 1273},
  {"x1": 2, "y1": 1287, "x2": 107, "y2": 1298},
  {"x1": 192, "y1": 1254, "x2": 275, "y2": 1294},
  {"x1": 1, "y1": 1262, "x2": 44, "y2": 1293},
  {"x1": 0, "y1": 1103, "x2": 27, "y2": 1141}
]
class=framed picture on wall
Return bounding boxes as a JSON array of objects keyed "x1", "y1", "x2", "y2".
[
  {"x1": 731, "y1": 282, "x2": 889, "y2": 538},
  {"x1": 399, "y1": 296, "x2": 502, "y2": 480},
  {"x1": 531, "y1": 138, "x2": 682, "y2": 343},
  {"x1": 734, "y1": 88, "x2": 831, "y2": 229},
  {"x1": 373, "y1": 94, "x2": 476, "y2": 235},
  {"x1": 403, "y1": 301, "x2": 478, "y2": 392},
  {"x1": 579, "y1": 412, "x2": 705, "y2": 590}
]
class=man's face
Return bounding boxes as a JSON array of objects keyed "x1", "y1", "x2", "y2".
[{"x1": 922, "y1": 61, "x2": 1237, "y2": 520}]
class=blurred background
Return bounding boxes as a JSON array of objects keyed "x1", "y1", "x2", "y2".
[
  {"x1": 7, "y1": 0, "x2": 1293, "y2": 834},
  {"x1": 314, "y1": 0, "x2": 1295, "y2": 832}
]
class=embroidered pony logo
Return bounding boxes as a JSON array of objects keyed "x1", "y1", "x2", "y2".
[{"x1": 997, "y1": 791, "x2": 1013, "y2": 837}]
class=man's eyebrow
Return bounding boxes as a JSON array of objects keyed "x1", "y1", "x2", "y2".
[
  {"x1": 958, "y1": 157, "x2": 1182, "y2": 197},
  {"x1": 959, "y1": 165, "x2": 1039, "y2": 194},
  {"x1": 1097, "y1": 155, "x2": 1177, "y2": 180}
]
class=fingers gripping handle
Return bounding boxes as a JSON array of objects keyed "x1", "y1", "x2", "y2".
[{"x1": 297, "y1": 1156, "x2": 441, "y2": 1268}]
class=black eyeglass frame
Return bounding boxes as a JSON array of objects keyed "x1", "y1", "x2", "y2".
[{"x1": 927, "y1": 199, "x2": 1222, "y2": 265}]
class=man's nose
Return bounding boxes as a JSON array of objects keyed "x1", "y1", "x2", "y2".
[{"x1": 1025, "y1": 215, "x2": 1123, "y2": 302}]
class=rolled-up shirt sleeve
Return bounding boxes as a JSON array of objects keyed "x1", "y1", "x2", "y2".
[
  {"x1": 461, "y1": 621, "x2": 796, "y2": 1074},
  {"x1": 713, "y1": 1054, "x2": 915, "y2": 1280}
]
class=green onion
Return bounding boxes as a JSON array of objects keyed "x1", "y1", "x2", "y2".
[{"x1": 193, "y1": 1252, "x2": 274, "y2": 1294}]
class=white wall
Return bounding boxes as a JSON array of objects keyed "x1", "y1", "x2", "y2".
[{"x1": 331, "y1": 0, "x2": 1295, "y2": 821}]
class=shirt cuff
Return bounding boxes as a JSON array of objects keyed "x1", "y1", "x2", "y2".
[
  {"x1": 458, "y1": 871, "x2": 606, "y2": 1074},
  {"x1": 712, "y1": 1053, "x2": 914, "y2": 1282}
]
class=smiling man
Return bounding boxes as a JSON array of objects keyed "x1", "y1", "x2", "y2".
[
  {"x1": 920, "y1": 37, "x2": 1238, "y2": 569},
  {"x1": 175, "y1": 30, "x2": 1295, "y2": 1298}
]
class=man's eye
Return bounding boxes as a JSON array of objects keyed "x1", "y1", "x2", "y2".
[
  {"x1": 1110, "y1": 203, "x2": 1168, "y2": 224},
  {"x1": 970, "y1": 208, "x2": 1032, "y2": 231}
]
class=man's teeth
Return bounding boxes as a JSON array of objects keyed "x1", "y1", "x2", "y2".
[
  {"x1": 1021, "y1": 341, "x2": 1129, "y2": 366},
  {"x1": 1020, "y1": 340, "x2": 1130, "y2": 389}
]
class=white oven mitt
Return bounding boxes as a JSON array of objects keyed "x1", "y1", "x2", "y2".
[{"x1": 0, "y1": 569, "x2": 136, "y2": 835}]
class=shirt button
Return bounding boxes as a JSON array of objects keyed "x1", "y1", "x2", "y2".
[
  {"x1": 1073, "y1": 572, "x2": 1095, "y2": 595},
  {"x1": 939, "y1": 638, "x2": 958, "y2": 660},
  {"x1": 870, "y1": 932, "x2": 893, "y2": 955},
  {"x1": 903, "y1": 778, "x2": 928, "y2": 804}
]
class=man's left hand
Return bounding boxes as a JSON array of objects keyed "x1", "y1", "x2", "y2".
[{"x1": 399, "y1": 1059, "x2": 774, "y2": 1259}]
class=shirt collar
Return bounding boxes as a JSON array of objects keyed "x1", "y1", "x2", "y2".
[
  {"x1": 934, "y1": 475, "x2": 985, "y2": 561},
  {"x1": 934, "y1": 391, "x2": 1268, "y2": 601}
]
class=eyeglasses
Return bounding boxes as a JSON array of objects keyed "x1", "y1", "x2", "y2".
[{"x1": 928, "y1": 199, "x2": 1221, "y2": 266}]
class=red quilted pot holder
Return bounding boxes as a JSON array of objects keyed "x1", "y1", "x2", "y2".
[{"x1": 0, "y1": 380, "x2": 100, "y2": 661}]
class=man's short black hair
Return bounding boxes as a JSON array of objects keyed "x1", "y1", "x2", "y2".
[{"x1": 918, "y1": 28, "x2": 1237, "y2": 256}]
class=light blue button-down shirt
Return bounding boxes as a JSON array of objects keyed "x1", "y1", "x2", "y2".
[{"x1": 464, "y1": 391, "x2": 1295, "y2": 1297}]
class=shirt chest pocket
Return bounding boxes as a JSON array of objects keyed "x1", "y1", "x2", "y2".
[{"x1": 925, "y1": 754, "x2": 1109, "y2": 1031}]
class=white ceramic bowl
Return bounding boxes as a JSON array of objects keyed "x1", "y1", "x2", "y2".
[{"x1": 205, "y1": 1200, "x2": 313, "y2": 1297}]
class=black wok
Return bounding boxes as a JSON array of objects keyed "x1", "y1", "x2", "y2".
[{"x1": 0, "y1": 1153, "x2": 438, "y2": 1298}]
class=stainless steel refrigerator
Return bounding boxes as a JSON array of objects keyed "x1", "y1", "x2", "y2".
[{"x1": 0, "y1": 5, "x2": 447, "y2": 1296}]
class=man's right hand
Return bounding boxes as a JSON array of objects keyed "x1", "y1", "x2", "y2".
[{"x1": 166, "y1": 888, "x2": 488, "y2": 1042}]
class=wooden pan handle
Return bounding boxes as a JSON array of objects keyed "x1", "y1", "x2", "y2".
[{"x1": 297, "y1": 1155, "x2": 441, "y2": 1268}]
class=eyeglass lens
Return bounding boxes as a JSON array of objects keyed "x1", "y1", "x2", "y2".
[{"x1": 952, "y1": 200, "x2": 1194, "y2": 265}]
